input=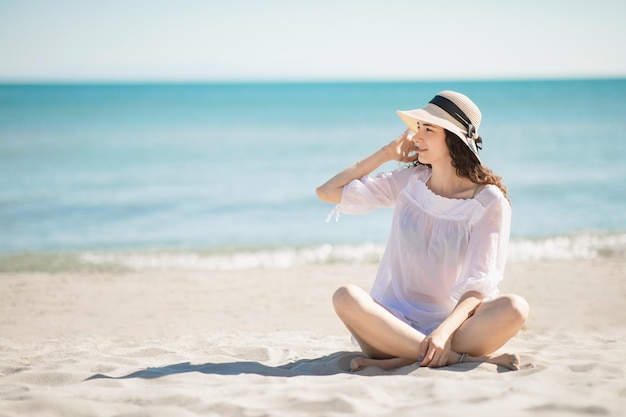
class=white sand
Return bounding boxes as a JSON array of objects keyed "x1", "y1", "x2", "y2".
[{"x1": 1, "y1": 260, "x2": 625, "y2": 416}]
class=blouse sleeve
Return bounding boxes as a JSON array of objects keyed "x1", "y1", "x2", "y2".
[
  {"x1": 336, "y1": 166, "x2": 419, "y2": 215},
  {"x1": 450, "y1": 190, "x2": 512, "y2": 301}
]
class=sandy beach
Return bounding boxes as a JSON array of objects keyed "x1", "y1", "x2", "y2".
[{"x1": 1, "y1": 259, "x2": 625, "y2": 416}]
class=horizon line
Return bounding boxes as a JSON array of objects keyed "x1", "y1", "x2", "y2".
[{"x1": 1, "y1": 75, "x2": 625, "y2": 86}]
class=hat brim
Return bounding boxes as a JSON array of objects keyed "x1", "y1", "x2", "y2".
[{"x1": 396, "y1": 104, "x2": 480, "y2": 160}]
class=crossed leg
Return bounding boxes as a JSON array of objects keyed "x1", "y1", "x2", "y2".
[{"x1": 333, "y1": 284, "x2": 528, "y2": 371}]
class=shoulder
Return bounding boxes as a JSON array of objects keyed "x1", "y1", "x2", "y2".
[
  {"x1": 469, "y1": 185, "x2": 512, "y2": 229},
  {"x1": 474, "y1": 185, "x2": 510, "y2": 211}
]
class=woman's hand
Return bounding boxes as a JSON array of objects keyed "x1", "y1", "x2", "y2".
[
  {"x1": 417, "y1": 293, "x2": 484, "y2": 368},
  {"x1": 385, "y1": 128, "x2": 418, "y2": 163},
  {"x1": 418, "y1": 328, "x2": 454, "y2": 368}
]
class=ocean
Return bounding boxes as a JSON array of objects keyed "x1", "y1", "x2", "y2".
[{"x1": 1, "y1": 80, "x2": 625, "y2": 271}]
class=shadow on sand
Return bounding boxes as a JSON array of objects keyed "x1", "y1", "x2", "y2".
[
  {"x1": 86, "y1": 351, "x2": 491, "y2": 381},
  {"x1": 86, "y1": 351, "x2": 362, "y2": 380}
]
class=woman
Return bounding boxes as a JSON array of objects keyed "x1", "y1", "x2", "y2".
[{"x1": 316, "y1": 91, "x2": 529, "y2": 371}]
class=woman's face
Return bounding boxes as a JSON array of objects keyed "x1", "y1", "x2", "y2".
[{"x1": 411, "y1": 121, "x2": 450, "y2": 166}]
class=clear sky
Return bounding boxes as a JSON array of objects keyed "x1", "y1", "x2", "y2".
[{"x1": 1, "y1": 0, "x2": 625, "y2": 82}]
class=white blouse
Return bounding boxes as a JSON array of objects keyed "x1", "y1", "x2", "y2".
[{"x1": 337, "y1": 165, "x2": 511, "y2": 332}]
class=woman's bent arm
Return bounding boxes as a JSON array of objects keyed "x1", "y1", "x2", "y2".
[
  {"x1": 418, "y1": 291, "x2": 484, "y2": 368},
  {"x1": 316, "y1": 129, "x2": 415, "y2": 204}
]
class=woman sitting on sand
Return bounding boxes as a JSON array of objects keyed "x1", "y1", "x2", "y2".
[{"x1": 316, "y1": 91, "x2": 529, "y2": 371}]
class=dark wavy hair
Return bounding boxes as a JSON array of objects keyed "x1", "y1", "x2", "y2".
[{"x1": 412, "y1": 130, "x2": 510, "y2": 203}]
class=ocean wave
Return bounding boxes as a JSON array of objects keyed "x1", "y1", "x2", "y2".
[
  {"x1": 0, "y1": 232, "x2": 624, "y2": 273},
  {"x1": 81, "y1": 242, "x2": 386, "y2": 271},
  {"x1": 507, "y1": 232, "x2": 626, "y2": 262}
]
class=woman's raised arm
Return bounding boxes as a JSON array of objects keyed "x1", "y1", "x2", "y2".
[{"x1": 316, "y1": 129, "x2": 416, "y2": 204}]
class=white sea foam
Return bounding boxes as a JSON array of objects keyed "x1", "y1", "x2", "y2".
[
  {"x1": 1, "y1": 232, "x2": 622, "y2": 273},
  {"x1": 507, "y1": 232, "x2": 626, "y2": 262},
  {"x1": 78, "y1": 242, "x2": 386, "y2": 271},
  {"x1": 71, "y1": 232, "x2": 626, "y2": 272}
]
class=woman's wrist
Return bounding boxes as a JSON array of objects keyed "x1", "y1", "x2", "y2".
[
  {"x1": 355, "y1": 160, "x2": 367, "y2": 177},
  {"x1": 379, "y1": 143, "x2": 397, "y2": 162},
  {"x1": 356, "y1": 146, "x2": 393, "y2": 176}
]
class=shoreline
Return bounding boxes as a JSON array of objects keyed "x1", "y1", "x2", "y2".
[{"x1": 1, "y1": 230, "x2": 625, "y2": 273}]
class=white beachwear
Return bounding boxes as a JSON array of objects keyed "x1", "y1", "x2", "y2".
[{"x1": 336, "y1": 165, "x2": 511, "y2": 335}]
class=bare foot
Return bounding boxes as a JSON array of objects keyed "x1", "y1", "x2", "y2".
[
  {"x1": 484, "y1": 353, "x2": 520, "y2": 371},
  {"x1": 350, "y1": 356, "x2": 415, "y2": 371},
  {"x1": 461, "y1": 352, "x2": 520, "y2": 371}
]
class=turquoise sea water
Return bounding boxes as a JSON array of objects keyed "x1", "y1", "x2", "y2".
[{"x1": 1, "y1": 80, "x2": 625, "y2": 271}]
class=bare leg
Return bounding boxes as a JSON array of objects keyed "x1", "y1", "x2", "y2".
[
  {"x1": 333, "y1": 284, "x2": 427, "y2": 360},
  {"x1": 451, "y1": 294, "x2": 529, "y2": 356},
  {"x1": 334, "y1": 285, "x2": 528, "y2": 372}
]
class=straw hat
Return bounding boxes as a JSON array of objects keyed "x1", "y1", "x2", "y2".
[{"x1": 397, "y1": 91, "x2": 483, "y2": 159}]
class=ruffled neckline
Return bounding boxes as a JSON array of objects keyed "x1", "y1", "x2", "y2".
[
  {"x1": 416, "y1": 172, "x2": 484, "y2": 203},
  {"x1": 404, "y1": 175, "x2": 485, "y2": 218}
]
